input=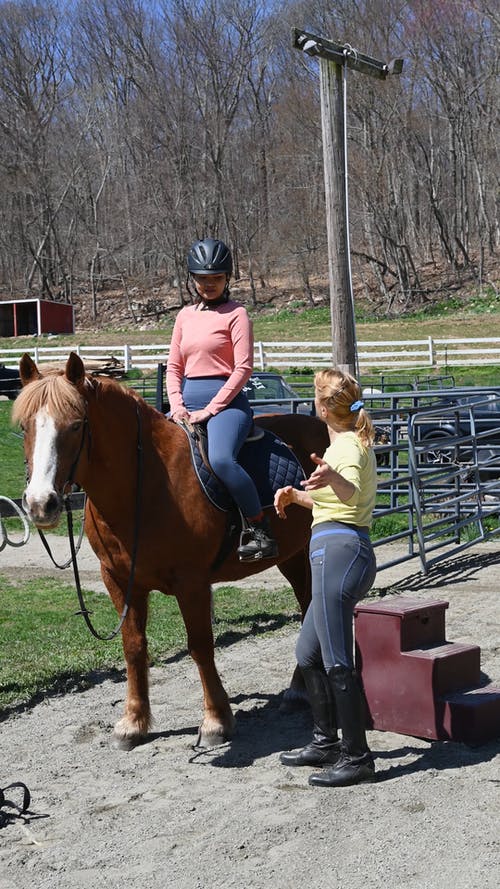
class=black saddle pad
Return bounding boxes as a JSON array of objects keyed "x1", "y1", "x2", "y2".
[{"x1": 180, "y1": 423, "x2": 305, "y2": 512}]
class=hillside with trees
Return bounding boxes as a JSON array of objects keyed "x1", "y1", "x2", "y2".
[{"x1": 0, "y1": 0, "x2": 498, "y2": 323}]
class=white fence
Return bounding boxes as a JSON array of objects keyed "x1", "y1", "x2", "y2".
[{"x1": 2, "y1": 336, "x2": 500, "y2": 372}]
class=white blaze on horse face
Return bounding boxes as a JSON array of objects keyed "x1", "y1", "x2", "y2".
[{"x1": 25, "y1": 408, "x2": 59, "y2": 511}]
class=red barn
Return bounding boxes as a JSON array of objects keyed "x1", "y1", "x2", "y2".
[{"x1": 0, "y1": 299, "x2": 74, "y2": 337}]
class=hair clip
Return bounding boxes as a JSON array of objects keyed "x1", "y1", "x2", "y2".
[{"x1": 350, "y1": 400, "x2": 364, "y2": 412}]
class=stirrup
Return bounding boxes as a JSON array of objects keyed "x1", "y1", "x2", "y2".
[{"x1": 237, "y1": 526, "x2": 277, "y2": 562}]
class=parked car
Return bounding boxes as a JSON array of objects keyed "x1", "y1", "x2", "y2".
[
  {"x1": 243, "y1": 372, "x2": 313, "y2": 415},
  {"x1": 154, "y1": 365, "x2": 313, "y2": 415},
  {"x1": 0, "y1": 364, "x2": 21, "y2": 400},
  {"x1": 412, "y1": 390, "x2": 500, "y2": 470}
]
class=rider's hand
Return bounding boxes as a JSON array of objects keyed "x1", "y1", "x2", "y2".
[
  {"x1": 171, "y1": 407, "x2": 190, "y2": 422},
  {"x1": 188, "y1": 409, "x2": 213, "y2": 425}
]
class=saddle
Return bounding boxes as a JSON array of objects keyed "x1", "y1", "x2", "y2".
[
  {"x1": 179, "y1": 420, "x2": 305, "y2": 512},
  {"x1": 178, "y1": 420, "x2": 305, "y2": 569}
]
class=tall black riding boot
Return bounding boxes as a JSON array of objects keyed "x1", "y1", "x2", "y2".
[
  {"x1": 308, "y1": 666, "x2": 375, "y2": 787},
  {"x1": 280, "y1": 666, "x2": 341, "y2": 767}
]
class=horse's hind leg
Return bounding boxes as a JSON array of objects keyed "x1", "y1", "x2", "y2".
[
  {"x1": 101, "y1": 566, "x2": 151, "y2": 750},
  {"x1": 277, "y1": 549, "x2": 312, "y2": 706},
  {"x1": 278, "y1": 548, "x2": 311, "y2": 622},
  {"x1": 177, "y1": 584, "x2": 235, "y2": 747}
]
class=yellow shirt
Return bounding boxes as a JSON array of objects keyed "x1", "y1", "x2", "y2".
[{"x1": 311, "y1": 432, "x2": 377, "y2": 529}]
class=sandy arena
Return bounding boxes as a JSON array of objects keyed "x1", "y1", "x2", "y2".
[{"x1": 0, "y1": 535, "x2": 499, "y2": 889}]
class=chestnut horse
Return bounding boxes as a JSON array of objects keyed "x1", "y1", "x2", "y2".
[{"x1": 14, "y1": 353, "x2": 328, "y2": 750}]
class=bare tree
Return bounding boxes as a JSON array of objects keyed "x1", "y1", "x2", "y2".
[{"x1": 0, "y1": 0, "x2": 497, "y2": 316}]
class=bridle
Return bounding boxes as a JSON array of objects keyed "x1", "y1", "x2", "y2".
[
  {"x1": 35, "y1": 402, "x2": 144, "y2": 641},
  {"x1": 36, "y1": 414, "x2": 91, "y2": 571}
]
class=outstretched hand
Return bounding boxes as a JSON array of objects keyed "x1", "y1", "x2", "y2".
[
  {"x1": 274, "y1": 485, "x2": 295, "y2": 519},
  {"x1": 301, "y1": 453, "x2": 332, "y2": 491}
]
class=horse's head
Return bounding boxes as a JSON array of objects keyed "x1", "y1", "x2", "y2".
[{"x1": 13, "y1": 353, "x2": 88, "y2": 528}]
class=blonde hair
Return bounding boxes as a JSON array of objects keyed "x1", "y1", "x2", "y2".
[
  {"x1": 12, "y1": 371, "x2": 86, "y2": 425},
  {"x1": 314, "y1": 368, "x2": 375, "y2": 448}
]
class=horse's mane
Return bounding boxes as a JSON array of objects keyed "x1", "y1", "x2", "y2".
[
  {"x1": 12, "y1": 369, "x2": 147, "y2": 426},
  {"x1": 12, "y1": 372, "x2": 88, "y2": 424}
]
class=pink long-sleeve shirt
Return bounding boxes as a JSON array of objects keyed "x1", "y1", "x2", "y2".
[{"x1": 166, "y1": 300, "x2": 254, "y2": 416}]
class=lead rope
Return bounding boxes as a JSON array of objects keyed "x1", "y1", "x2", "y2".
[
  {"x1": 38, "y1": 496, "x2": 86, "y2": 569},
  {"x1": 0, "y1": 782, "x2": 32, "y2": 828}
]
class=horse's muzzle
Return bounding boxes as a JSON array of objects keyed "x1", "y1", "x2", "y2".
[{"x1": 23, "y1": 490, "x2": 63, "y2": 529}]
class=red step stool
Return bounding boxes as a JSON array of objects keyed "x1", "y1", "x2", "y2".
[{"x1": 354, "y1": 596, "x2": 500, "y2": 744}]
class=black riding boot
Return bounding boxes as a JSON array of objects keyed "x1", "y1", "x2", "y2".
[
  {"x1": 280, "y1": 666, "x2": 341, "y2": 767},
  {"x1": 308, "y1": 666, "x2": 375, "y2": 787},
  {"x1": 237, "y1": 516, "x2": 278, "y2": 562}
]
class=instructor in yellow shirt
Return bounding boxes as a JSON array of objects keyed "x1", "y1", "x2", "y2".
[{"x1": 274, "y1": 368, "x2": 378, "y2": 788}]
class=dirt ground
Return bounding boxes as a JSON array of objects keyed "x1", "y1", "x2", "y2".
[{"x1": 0, "y1": 535, "x2": 499, "y2": 889}]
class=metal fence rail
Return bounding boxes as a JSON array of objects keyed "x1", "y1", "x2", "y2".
[
  {"x1": 362, "y1": 387, "x2": 500, "y2": 573},
  {"x1": 0, "y1": 495, "x2": 31, "y2": 550},
  {"x1": 3, "y1": 387, "x2": 499, "y2": 576},
  {"x1": 405, "y1": 394, "x2": 500, "y2": 572}
]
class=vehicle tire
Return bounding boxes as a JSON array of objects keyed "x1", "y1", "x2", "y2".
[{"x1": 419, "y1": 430, "x2": 458, "y2": 466}]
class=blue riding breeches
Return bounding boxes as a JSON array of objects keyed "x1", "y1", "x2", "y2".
[
  {"x1": 295, "y1": 521, "x2": 377, "y2": 672},
  {"x1": 181, "y1": 376, "x2": 262, "y2": 518}
]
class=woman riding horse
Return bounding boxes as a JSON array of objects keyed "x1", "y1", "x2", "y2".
[{"x1": 167, "y1": 237, "x2": 276, "y2": 562}]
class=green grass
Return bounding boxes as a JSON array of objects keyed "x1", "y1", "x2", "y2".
[
  {"x1": 0, "y1": 402, "x2": 25, "y2": 500},
  {"x1": 3, "y1": 298, "x2": 500, "y2": 717},
  {"x1": 0, "y1": 574, "x2": 298, "y2": 716}
]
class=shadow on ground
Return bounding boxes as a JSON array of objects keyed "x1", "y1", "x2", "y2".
[
  {"x1": 375, "y1": 548, "x2": 500, "y2": 597},
  {"x1": 138, "y1": 688, "x2": 500, "y2": 779}
]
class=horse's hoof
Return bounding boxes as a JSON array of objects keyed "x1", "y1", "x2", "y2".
[
  {"x1": 111, "y1": 732, "x2": 145, "y2": 751},
  {"x1": 194, "y1": 728, "x2": 230, "y2": 749},
  {"x1": 195, "y1": 716, "x2": 234, "y2": 749}
]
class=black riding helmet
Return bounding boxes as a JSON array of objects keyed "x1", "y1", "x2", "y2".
[{"x1": 187, "y1": 238, "x2": 233, "y2": 277}]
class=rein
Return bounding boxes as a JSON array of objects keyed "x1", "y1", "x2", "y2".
[
  {"x1": 40, "y1": 402, "x2": 144, "y2": 642},
  {"x1": 38, "y1": 496, "x2": 86, "y2": 570}
]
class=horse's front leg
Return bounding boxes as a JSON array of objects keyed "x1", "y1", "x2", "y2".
[
  {"x1": 177, "y1": 584, "x2": 235, "y2": 747},
  {"x1": 101, "y1": 565, "x2": 151, "y2": 750}
]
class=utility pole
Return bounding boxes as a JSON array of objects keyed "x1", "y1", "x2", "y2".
[{"x1": 293, "y1": 31, "x2": 403, "y2": 376}]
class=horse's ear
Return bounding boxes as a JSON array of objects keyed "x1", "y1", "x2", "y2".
[
  {"x1": 65, "y1": 352, "x2": 86, "y2": 387},
  {"x1": 19, "y1": 353, "x2": 42, "y2": 386}
]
